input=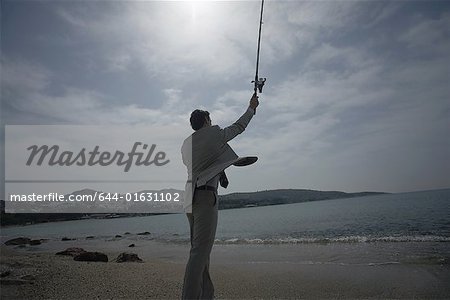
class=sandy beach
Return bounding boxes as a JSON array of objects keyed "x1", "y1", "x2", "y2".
[{"x1": 1, "y1": 239, "x2": 449, "y2": 299}]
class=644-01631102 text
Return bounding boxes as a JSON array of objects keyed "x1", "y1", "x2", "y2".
[{"x1": 98, "y1": 192, "x2": 181, "y2": 202}]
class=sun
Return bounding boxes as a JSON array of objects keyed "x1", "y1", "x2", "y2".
[
  {"x1": 181, "y1": 1, "x2": 218, "y2": 25},
  {"x1": 174, "y1": 0, "x2": 222, "y2": 43}
]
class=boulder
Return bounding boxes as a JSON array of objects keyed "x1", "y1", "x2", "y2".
[
  {"x1": 56, "y1": 247, "x2": 87, "y2": 257},
  {"x1": 115, "y1": 235, "x2": 122, "y2": 238},
  {"x1": 29, "y1": 240, "x2": 41, "y2": 245},
  {"x1": 115, "y1": 252, "x2": 143, "y2": 263},
  {"x1": 137, "y1": 231, "x2": 151, "y2": 235},
  {"x1": 128, "y1": 244, "x2": 135, "y2": 248},
  {"x1": 74, "y1": 251, "x2": 108, "y2": 262},
  {"x1": 1, "y1": 270, "x2": 11, "y2": 277},
  {"x1": 61, "y1": 237, "x2": 76, "y2": 241},
  {"x1": 4, "y1": 237, "x2": 31, "y2": 245}
]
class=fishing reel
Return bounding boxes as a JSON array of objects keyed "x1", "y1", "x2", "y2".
[{"x1": 252, "y1": 77, "x2": 267, "y2": 93}]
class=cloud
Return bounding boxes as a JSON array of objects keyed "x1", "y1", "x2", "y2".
[
  {"x1": 286, "y1": 1, "x2": 361, "y2": 29},
  {"x1": 304, "y1": 43, "x2": 376, "y2": 71},
  {"x1": 2, "y1": 1, "x2": 449, "y2": 193},
  {"x1": 55, "y1": 2, "x2": 262, "y2": 84},
  {"x1": 363, "y1": 2, "x2": 402, "y2": 28},
  {"x1": 1, "y1": 57, "x2": 190, "y2": 127},
  {"x1": 227, "y1": 5, "x2": 450, "y2": 192},
  {"x1": 399, "y1": 12, "x2": 450, "y2": 55},
  {"x1": 1, "y1": 57, "x2": 50, "y2": 94}
]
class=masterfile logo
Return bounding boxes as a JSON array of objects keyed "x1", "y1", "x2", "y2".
[
  {"x1": 26, "y1": 142, "x2": 170, "y2": 172},
  {"x1": 5, "y1": 125, "x2": 190, "y2": 214}
]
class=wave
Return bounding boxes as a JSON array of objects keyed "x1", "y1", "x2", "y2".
[
  {"x1": 212, "y1": 235, "x2": 450, "y2": 244},
  {"x1": 18, "y1": 233, "x2": 448, "y2": 245}
]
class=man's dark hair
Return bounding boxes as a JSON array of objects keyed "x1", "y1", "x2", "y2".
[{"x1": 190, "y1": 109, "x2": 210, "y2": 131}]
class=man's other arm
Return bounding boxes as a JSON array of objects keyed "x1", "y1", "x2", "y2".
[
  {"x1": 220, "y1": 93, "x2": 259, "y2": 143},
  {"x1": 180, "y1": 138, "x2": 191, "y2": 168}
]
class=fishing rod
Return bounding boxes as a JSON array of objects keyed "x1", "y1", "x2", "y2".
[{"x1": 251, "y1": 0, "x2": 266, "y2": 114}]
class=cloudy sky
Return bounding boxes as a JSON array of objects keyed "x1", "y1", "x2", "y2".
[{"x1": 1, "y1": 0, "x2": 449, "y2": 194}]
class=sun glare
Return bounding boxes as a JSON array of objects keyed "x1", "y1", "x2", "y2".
[
  {"x1": 175, "y1": 0, "x2": 222, "y2": 43},
  {"x1": 184, "y1": 1, "x2": 217, "y2": 25}
]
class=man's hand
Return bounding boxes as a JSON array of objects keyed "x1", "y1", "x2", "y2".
[{"x1": 249, "y1": 93, "x2": 259, "y2": 110}]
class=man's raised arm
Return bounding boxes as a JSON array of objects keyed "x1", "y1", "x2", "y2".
[{"x1": 220, "y1": 93, "x2": 259, "y2": 143}]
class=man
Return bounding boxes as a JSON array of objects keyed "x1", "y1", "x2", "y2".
[{"x1": 181, "y1": 93, "x2": 259, "y2": 299}]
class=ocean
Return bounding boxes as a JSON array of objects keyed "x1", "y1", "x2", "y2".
[{"x1": 2, "y1": 188, "x2": 449, "y2": 244}]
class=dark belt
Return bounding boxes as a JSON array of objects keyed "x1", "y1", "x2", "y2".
[{"x1": 196, "y1": 185, "x2": 216, "y2": 192}]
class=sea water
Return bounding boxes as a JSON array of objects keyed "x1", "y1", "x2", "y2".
[{"x1": 2, "y1": 189, "x2": 449, "y2": 244}]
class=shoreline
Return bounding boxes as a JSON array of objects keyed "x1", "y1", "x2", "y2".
[{"x1": 1, "y1": 240, "x2": 449, "y2": 299}]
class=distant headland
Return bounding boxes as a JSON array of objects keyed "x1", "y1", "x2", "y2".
[{"x1": 0, "y1": 189, "x2": 386, "y2": 226}]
